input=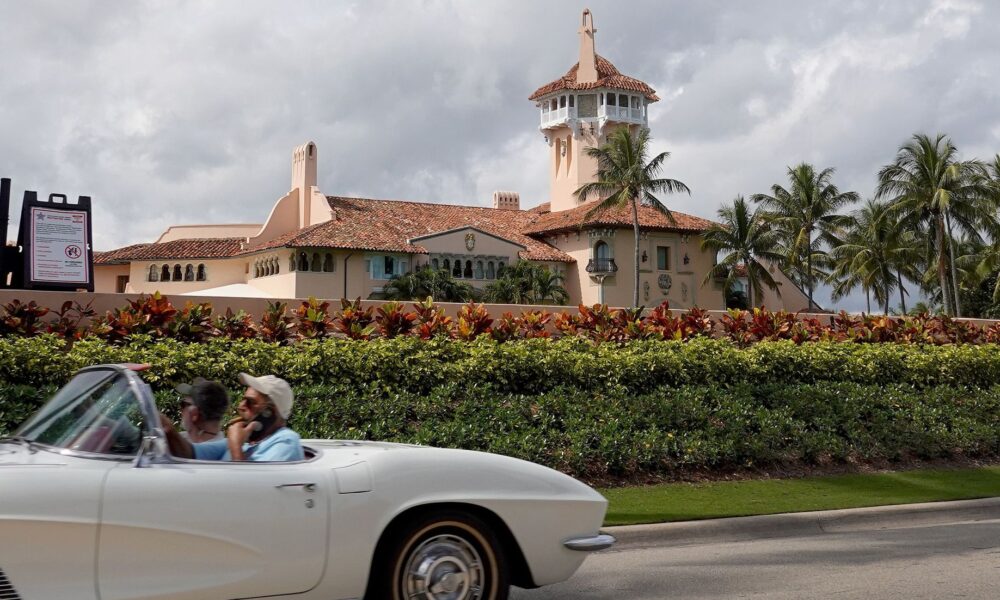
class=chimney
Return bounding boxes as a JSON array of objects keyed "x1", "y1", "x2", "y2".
[
  {"x1": 576, "y1": 9, "x2": 598, "y2": 83},
  {"x1": 492, "y1": 190, "x2": 520, "y2": 211}
]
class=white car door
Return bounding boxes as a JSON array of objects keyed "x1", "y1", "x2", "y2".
[{"x1": 98, "y1": 460, "x2": 330, "y2": 600}]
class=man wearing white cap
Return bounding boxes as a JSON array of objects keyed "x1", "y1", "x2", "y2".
[{"x1": 163, "y1": 373, "x2": 303, "y2": 462}]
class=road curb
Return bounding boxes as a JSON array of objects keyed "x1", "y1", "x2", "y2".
[{"x1": 604, "y1": 496, "x2": 1000, "y2": 550}]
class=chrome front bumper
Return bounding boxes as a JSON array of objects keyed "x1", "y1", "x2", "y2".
[{"x1": 563, "y1": 533, "x2": 616, "y2": 551}]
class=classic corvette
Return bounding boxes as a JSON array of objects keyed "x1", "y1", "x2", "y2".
[{"x1": 0, "y1": 364, "x2": 613, "y2": 600}]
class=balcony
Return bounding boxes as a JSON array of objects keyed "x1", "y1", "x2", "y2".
[
  {"x1": 599, "y1": 104, "x2": 646, "y2": 124},
  {"x1": 540, "y1": 106, "x2": 576, "y2": 129},
  {"x1": 586, "y1": 258, "x2": 618, "y2": 274}
]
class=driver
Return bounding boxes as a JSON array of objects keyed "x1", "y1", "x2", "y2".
[{"x1": 161, "y1": 373, "x2": 303, "y2": 462}]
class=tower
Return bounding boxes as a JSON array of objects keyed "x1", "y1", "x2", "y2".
[{"x1": 528, "y1": 9, "x2": 660, "y2": 213}]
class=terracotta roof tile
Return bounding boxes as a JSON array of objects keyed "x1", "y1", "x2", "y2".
[
  {"x1": 529, "y1": 55, "x2": 659, "y2": 101},
  {"x1": 94, "y1": 238, "x2": 245, "y2": 264},
  {"x1": 248, "y1": 197, "x2": 576, "y2": 263},
  {"x1": 523, "y1": 201, "x2": 717, "y2": 235}
]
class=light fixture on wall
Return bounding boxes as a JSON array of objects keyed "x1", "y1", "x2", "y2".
[
  {"x1": 641, "y1": 250, "x2": 648, "y2": 263},
  {"x1": 683, "y1": 253, "x2": 690, "y2": 265}
]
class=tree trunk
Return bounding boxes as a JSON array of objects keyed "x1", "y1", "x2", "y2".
[
  {"x1": 865, "y1": 286, "x2": 870, "y2": 314},
  {"x1": 945, "y1": 211, "x2": 962, "y2": 317},
  {"x1": 935, "y1": 214, "x2": 952, "y2": 316},
  {"x1": 631, "y1": 199, "x2": 641, "y2": 308},
  {"x1": 747, "y1": 266, "x2": 755, "y2": 309},
  {"x1": 805, "y1": 229, "x2": 814, "y2": 310},
  {"x1": 897, "y1": 269, "x2": 907, "y2": 314}
]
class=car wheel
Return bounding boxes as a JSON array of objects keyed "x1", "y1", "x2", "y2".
[{"x1": 372, "y1": 510, "x2": 509, "y2": 600}]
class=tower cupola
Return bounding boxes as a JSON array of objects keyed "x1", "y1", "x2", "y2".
[{"x1": 528, "y1": 10, "x2": 660, "y2": 212}]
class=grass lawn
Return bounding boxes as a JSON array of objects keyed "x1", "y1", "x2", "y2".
[{"x1": 601, "y1": 466, "x2": 1000, "y2": 526}]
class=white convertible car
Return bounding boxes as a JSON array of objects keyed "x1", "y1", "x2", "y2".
[{"x1": 0, "y1": 364, "x2": 612, "y2": 600}]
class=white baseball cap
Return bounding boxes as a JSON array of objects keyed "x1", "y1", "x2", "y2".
[{"x1": 238, "y1": 373, "x2": 294, "y2": 419}]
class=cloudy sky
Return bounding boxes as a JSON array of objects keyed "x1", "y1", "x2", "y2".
[{"x1": 2, "y1": 0, "x2": 999, "y2": 310}]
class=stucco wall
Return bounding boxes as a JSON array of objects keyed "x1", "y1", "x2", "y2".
[
  {"x1": 122, "y1": 258, "x2": 250, "y2": 295},
  {"x1": 543, "y1": 227, "x2": 735, "y2": 310},
  {"x1": 94, "y1": 264, "x2": 130, "y2": 293}
]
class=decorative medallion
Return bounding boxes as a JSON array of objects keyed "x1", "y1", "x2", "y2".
[
  {"x1": 465, "y1": 232, "x2": 475, "y2": 252},
  {"x1": 657, "y1": 273, "x2": 672, "y2": 293}
]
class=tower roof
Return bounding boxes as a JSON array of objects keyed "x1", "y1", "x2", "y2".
[{"x1": 528, "y1": 54, "x2": 659, "y2": 102}]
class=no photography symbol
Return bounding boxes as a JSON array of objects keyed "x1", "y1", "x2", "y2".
[{"x1": 65, "y1": 245, "x2": 82, "y2": 259}]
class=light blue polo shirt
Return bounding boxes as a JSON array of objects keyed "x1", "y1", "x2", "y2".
[{"x1": 193, "y1": 427, "x2": 304, "y2": 462}]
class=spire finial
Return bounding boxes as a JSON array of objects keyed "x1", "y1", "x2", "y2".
[{"x1": 577, "y1": 9, "x2": 598, "y2": 83}]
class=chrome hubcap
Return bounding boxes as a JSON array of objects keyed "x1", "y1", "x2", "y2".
[{"x1": 404, "y1": 534, "x2": 484, "y2": 600}]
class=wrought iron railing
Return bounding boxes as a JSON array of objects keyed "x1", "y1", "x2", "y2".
[{"x1": 586, "y1": 258, "x2": 618, "y2": 273}]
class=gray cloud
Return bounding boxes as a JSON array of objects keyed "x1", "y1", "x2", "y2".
[{"x1": 2, "y1": 0, "x2": 998, "y2": 311}]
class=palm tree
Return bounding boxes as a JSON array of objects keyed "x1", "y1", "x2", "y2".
[
  {"x1": 574, "y1": 127, "x2": 690, "y2": 307},
  {"x1": 383, "y1": 266, "x2": 474, "y2": 302},
  {"x1": 753, "y1": 163, "x2": 859, "y2": 310},
  {"x1": 700, "y1": 196, "x2": 785, "y2": 307},
  {"x1": 482, "y1": 261, "x2": 569, "y2": 305},
  {"x1": 876, "y1": 133, "x2": 995, "y2": 316},
  {"x1": 828, "y1": 199, "x2": 920, "y2": 314}
]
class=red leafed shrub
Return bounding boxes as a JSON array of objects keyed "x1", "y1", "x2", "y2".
[
  {"x1": 3, "y1": 293, "x2": 1000, "y2": 347},
  {"x1": 455, "y1": 302, "x2": 493, "y2": 341},
  {"x1": 214, "y1": 308, "x2": 258, "y2": 340},
  {"x1": 170, "y1": 302, "x2": 217, "y2": 343},
  {"x1": 516, "y1": 310, "x2": 552, "y2": 339},
  {"x1": 333, "y1": 297, "x2": 375, "y2": 340},
  {"x1": 412, "y1": 297, "x2": 453, "y2": 340},
  {"x1": 45, "y1": 300, "x2": 97, "y2": 341},
  {"x1": 374, "y1": 301, "x2": 417, "y2": 339},
  {"x1": 1, "y1": 299, "x2": 51, "y2": 337},
  {"x1": 258, "y1": 301, "x2": 295, "y2": 345}
]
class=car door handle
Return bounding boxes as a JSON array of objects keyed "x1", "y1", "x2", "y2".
[{"x1": 275, "y1": 483, "x2": 317, "y2": 492}]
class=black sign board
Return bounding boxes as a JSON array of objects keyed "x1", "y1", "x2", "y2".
[{"x1": 8, "y1": 182, "x2": 95, "y2": 292}]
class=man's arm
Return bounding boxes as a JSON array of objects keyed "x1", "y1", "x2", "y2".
[{"x1": 158, "y1": 414, "x2": 194, "y2": 459}]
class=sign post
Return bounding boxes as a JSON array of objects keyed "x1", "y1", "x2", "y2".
[{"x1": 14, "y1": 190, "x2": 94, "y2": 292}]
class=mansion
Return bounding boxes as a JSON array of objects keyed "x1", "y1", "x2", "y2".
[{"x1": 95, "y1": 10, "x2": 809, "y2": 311}]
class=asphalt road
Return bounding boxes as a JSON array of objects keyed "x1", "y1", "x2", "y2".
[{"x1": 512, "y1": 517, "x2": 1000, "y2": 599}]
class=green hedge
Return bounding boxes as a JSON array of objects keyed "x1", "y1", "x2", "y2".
[
  {"x1": 4, "y1": 336, "x2": 1000, "y2": 482},
  {"x1": 4, "y1": 335, "x2": 1000, "y2": 392},
  {"x1": 5, "y1": 380, "x2": 999, "y2": 481}
]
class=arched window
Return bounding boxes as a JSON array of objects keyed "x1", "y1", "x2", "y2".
[
  {"x1": 452, "y1": 259, "x2": 462, "y2": 278},
  {"x1": 148, "y1": 265, "x2": 158, "y2": 282},
  {"x1": 474, "y1": 261, "x2": 484, "y2": 279},
  {"x1": 172, "y1": 264, "x2": 182, "y2": 281},
  {"x1": 486, "y1": 261, "x2": 495, "y2": 279},
  {"x1": 442, "y1": 258, "x2": 450, "y2": 271},
  {"x1": 160, "y1": 265, "x2": 170, "y2": 281},
  {"x1": 298, "y1": 252, "x2": 308, "y2": 271},
  {"x1": 594, "y1": 240, "x2": 610, "y2": 261},
  {"x1": 497, "y1": 261, "x2": 506, "y2": 277},
  {"x1": 322, "y1": 253, "x2": 333, "y2": 272},
  {"x1": 196, "y1": 264, "x2": 206, "y2": 281},
  {"x1": 311, "y1": 252, "x2": 321, "y2": 272},
  {"x1": 432, "y1": 258, "x2": 439, "y2": 270},
  {"x1": 559, "y1": 95, "x2": 566, "y2": 108},
  {"x1": 272, "y1": 258, "x2": 279, "y2": 276},
  {"x1": 289, "y1": 255, "x2": 297, "y2": 272},
  {"x1": 464, "y1": 260, "x2": 473, "y2": 278},
  {"x1": 184, "y1": 264, "x2": 194, "y2": 281}
]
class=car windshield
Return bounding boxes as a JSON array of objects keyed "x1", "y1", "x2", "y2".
[{"x1": 15, "y1": 369, "x2": 145, "y2": 456}]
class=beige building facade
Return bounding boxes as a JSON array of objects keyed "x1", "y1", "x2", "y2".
[{"x1": 95, "y1": 10, "x2": 810, "y2": 311}]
